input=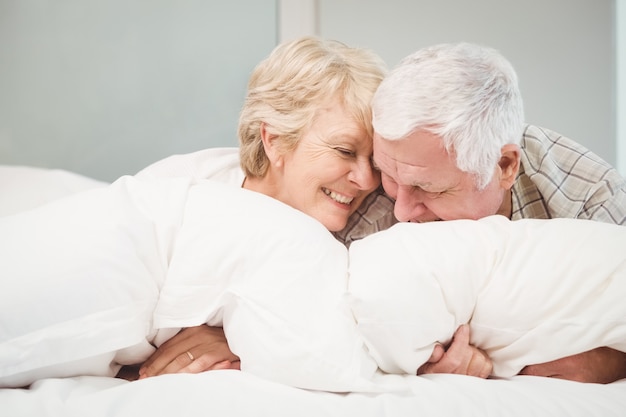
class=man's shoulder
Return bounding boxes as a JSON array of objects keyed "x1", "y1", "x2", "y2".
[
  {"x1": 521, "y1": 124, "x2": 592, "y2": 154},
  {"x1": 515, "y1": 125, "x2": 626, "y2": 224},
  {"x1": 520, "y1": 124, "x2": 616, "y2": 177}
]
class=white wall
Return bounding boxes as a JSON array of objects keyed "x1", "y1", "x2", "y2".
[
  {"x1": 278, "y1": 0, "x2": 318, "y2": 42},
  {"x1": 618, "y1": 0, "x2": 626, "y2": 176},
  {"x1": 0, "y1": 0, "x2": 277, "y2": 181}
]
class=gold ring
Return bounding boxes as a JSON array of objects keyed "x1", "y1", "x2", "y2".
[{"x1": 186, "y1": 351, "x2": 195, "y2": 361}]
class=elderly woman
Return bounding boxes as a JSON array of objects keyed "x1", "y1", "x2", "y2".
[{"x1": 134, "y1": 36, "x2": 387, "y2": 378}]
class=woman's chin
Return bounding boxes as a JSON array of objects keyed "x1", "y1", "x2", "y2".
[{"x1": 320, "y1": 216, "x2": 348, "y2": 233}]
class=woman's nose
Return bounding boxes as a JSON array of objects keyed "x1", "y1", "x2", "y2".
[{"x1": 350, "y1": 157, "x2": 380, "y2": 191}]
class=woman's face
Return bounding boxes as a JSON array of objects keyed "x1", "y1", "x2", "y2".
[{"x1": 273, "y1": 101, "x2": 380, "y2": 231}]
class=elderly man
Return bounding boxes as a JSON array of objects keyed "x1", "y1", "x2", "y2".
[{"x1": 351, "y1": 41, "x2": 625, "y2": 383}]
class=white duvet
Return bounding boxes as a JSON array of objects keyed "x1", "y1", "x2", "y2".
[
  {"x1": 0, "y1": 175, "x2": 625, "y2": 392},
  {"x1": 349, "y1": 217, "x2": 626, "y2": 376}
]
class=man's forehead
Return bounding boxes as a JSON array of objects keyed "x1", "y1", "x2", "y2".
[
  {"x1": 373, "y1": 134, "x2": 460, "y2": 187},
  {"x1": 373, "y1": 135, "x2": 435, "y2": 168}
]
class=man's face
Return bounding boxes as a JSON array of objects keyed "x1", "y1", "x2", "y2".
[{"x1": 373, "y1": 129, "x2": 508, "y2": 223}]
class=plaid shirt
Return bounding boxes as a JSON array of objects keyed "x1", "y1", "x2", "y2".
[
  {"x1": 335, "y1": 124, "x2": 626, "y2": 246},
  {"x1": 333, "y1": 185, "x2": 398, "y2": 247},
  {"x1": 512, "y1": 125, "x2": 626, "y2": 224}
]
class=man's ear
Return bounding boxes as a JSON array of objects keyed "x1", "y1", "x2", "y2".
[
  {"x1": 260, "y1": 122, "x2": 283, "y2": 167},
  {"x1": 498, "y1": 144, "x2": 521, "y2": 189}
]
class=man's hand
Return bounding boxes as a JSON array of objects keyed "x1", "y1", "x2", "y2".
[
  {"x1": 417, "y1": 324, "x2": 492, "y2": 378},
  {"x1": 138, "y1": 325, "x2": 240, "y2": 379},
  {"x1": 519, "y1": 347, "x2": 626, "y2": 384}
]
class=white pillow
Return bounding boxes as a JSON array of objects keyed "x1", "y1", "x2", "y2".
[
  {"x1": 0, "y1": 165, "x2": 107, "y2": 217},
  {"x1": 153, "y1": 181, "x2": 379, "y2": 392},
  {"x1": 0, "y1": 176, "x2": 191, "y2": 387},
  {"x1": 347, "y1": 216, "x2": 626, "y2": 377}
]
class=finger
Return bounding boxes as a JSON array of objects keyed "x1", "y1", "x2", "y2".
[
  {"x1": 139, "y1": 328, "x2": 202, "y2": 377},
  {"x1": 178, "y1": 355, "x2": 240, "y2": 374},
  {"x1": 481, "y1": 359, "x2": 494, "y2": 378},
  {"x1": 478, "y1": 350, "x2": 494, "y2": 378},
  {"x1": 466, "y1": 349, "x2": 493, "y2": 378},
  {"x1": 429, "y1": 343, "x2": 446, "y2": 363},
  {"x1": 419, "y1": 325, "x2": 477, "y2": 375},
  {"x1": 451, "y1": 325, "x2": 493, "y2": 378},
  {"x1": 417, "y1": 344, "x2": 445, "y2": 374},
  {"x1": 416, "y1": 362, "x2": 434, "y2": 375},
  {"x1": 152, "y1": 349, "x2": 196, "y2": 376},
  {"x1": 447, "y1": 324, "x2": 470, "y2": 354},
  {"x1": 208, "y1": 360, "x2": 240, "y2": 371},
  {"x1": 139, "y1": 348, "x2": 194, "y2": 379},
  {"x1": 140, "y1": 344, "x2": 193, "y2": 377}
]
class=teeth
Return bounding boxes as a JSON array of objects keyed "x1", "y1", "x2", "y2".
[{"x1": 323, "y1": 188, "x2": 354, "y2": 205}]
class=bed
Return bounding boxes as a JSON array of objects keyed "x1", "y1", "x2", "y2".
[{"x1": 1, "y1": 164, "x2": 626, "y2": 417}]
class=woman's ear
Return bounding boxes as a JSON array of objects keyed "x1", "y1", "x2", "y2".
[
  {"x1": 260, "y1": 122, "x2": 283, "y2": 167},
  {"x1": 498, "y1": 144, "x2": 521, "y2": 189}
]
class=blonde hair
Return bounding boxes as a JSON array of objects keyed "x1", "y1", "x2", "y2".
[{"x1": 239, "y1": 36, "x2": 387, "y2": 177}]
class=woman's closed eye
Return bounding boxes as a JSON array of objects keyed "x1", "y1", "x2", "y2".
[{"x1": 335, "y1": 147, "x2": 356, "y2": 157}]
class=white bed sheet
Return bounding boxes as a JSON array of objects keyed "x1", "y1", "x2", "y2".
[
  {"x1": 1, "y1": 165, "x2": 625, "y2": 416},
  {"x1": 2, "y1": 372, "x2": 626, "y2": 417}
]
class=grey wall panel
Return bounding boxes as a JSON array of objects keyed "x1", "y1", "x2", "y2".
[{"x1": 0, "y1": 0, "x2": 277, "y2": 181}]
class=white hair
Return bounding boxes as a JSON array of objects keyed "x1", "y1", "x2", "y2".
[{"x1": 372, "y1": 42, "x2": 525, "y2": 189}]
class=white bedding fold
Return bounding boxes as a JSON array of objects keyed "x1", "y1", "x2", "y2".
[{"x1": 0, "y1": 176, "x2": 190, "y2": 387}]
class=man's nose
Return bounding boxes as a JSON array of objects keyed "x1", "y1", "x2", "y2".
[{"x1": 393, "y1": 186, "x2": 427, "y2": 222}]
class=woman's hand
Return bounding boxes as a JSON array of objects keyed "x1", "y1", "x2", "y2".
[
  {"x1": 138, "y1": 325, "x2": 240, "y2": 379},
  {"x1": 417, "y1": 324, "x2": 492, "y2": 378}
]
